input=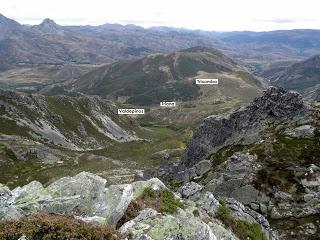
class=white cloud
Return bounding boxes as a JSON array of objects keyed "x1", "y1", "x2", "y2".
[{"x1": 1, "y1": 0, "x2": 320, "y2": 31}]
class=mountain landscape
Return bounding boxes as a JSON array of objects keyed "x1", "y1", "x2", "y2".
[
  {"x1": 72, "y1": 46, "x2": 263, "y2": 105},
  {"x1": 0, "y1": 11, "x2": 320, "y2": 240},
  {"x1": 0, "y1": 89, "x2": 151, "y2": 186},
  {"x1": 265, "y1": 55, "x2": 320, "y2": 97},
  {"x1": 1, "y1": 13, "x2": 320, "y2": 94},
  {"x1": 1, "y1": 87, "x2": 319, "y2": 240},
  {"x1": 0, "y1": 14, "x2": 224, "y2": 67},
  {"x1": 143, "y1": 87, "x2": 320, "y2": 239},
  {"x1": 214, "y1": 30, "x2": 320, "y2": 61}
]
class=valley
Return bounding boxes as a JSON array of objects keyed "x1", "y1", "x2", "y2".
[
  {"x1": 0, "y1": 89, "x2": 193, "y2": 187},
  {"x1": 0, "y1": 42, "x2": 265, "y2": 189},
  {"x1": 0, "y1": 12, "x2": 320, "y2": 240}
]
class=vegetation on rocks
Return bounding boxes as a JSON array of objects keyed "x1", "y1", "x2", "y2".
[
  {"x1": 158, "y1": 189, "x2": 185, "y2": 214},
  {"x1": 209, "y1": 145, "x2": 247, "y2": 168},
  {"x1": 0, "y1": 144, "x2": 17, "y2": 161},
  {"x1": 117, "y1": 188, "x2": 185, "y2": 228},
  {"x1": 251, "y1": 130, "x2": 320, "y2": 192},
  {"x1": 217, "y1": 201, "x2": 266, "y2": 240},
  {"x1": 0, "y1": 214, "x2": 122, "y2": 240},
  {"x1": 0, "y1": 118, "x2": 30, "y2": 138},
  {"x1": 138, "y1": 188, "x2": 185, "y2": 215}
]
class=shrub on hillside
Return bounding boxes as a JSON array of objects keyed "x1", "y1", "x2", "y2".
[{"x1": 0, "y1": 214, "x2": 122, "y2": 240}]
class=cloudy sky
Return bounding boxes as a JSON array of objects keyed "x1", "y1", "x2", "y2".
[{"x1": 1, "y1": 0, "x2": 320, "y2": 31}]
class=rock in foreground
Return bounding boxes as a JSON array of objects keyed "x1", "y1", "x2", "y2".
[{"x1": 0, "y1": 171, "x2": 277, "y2": 240}]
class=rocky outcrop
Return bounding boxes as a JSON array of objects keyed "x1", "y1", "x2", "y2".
[
  {"x1": 203, "y1": 152, "x2": 260, "y2": 204},
  {"x1": 183, "y1": 126, "x2": 320, "y2": 238},
  {"x1": 0, "y1": 171, "x2": 279, "y2": 240},
  {"x1": 0, "y1": 135, "x2": 69, "y2": 163},
  {"x1": 146, "y1": 87, "x2": 319, "y2": 239},
  {"x1": 0, "y1": 172, "x2": 165, "y2": 225},
  {"x1": 181, "y1": 87, "x2": 306, "y2": 167},
  {"x1": 120, "y1": 192, "x2": 277, "y2": 240}
]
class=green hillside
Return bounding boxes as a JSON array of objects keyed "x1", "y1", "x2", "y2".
[
  {"x1": 72, "y1": 47, "x2": 263, "y2": 106},
  {"x1": 269, "y1": 55, "x2": 320, "y2": 94}
]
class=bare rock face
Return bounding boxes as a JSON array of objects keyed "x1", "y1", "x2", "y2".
[
  {"x1": 0, "y1": 172, "x2": 166, "y2": 224},
  {"x1": 178, "y1": 182, "x2": 203, "y2": 198},
  {"x1": 181, "y1": 87, "x2": 306, "y2": 167}
]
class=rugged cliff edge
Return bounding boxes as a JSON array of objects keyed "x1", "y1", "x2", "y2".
[
  {"x1": 181, "y1": 87, "x2": 307, "y2": 168},
  {"x1": 140, "y1": 87, "x2": 319, "y2": 239}
]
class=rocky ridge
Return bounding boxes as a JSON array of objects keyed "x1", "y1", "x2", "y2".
[
  {"x1": 181, "y1": 87, "x2": 307, "y2": 167},
  {"x1": 140, "y1": 87, "x2": 319, "y2": 239},
  {"x1": 0, "y1": 89, "x2": 140, "y2": 152}
]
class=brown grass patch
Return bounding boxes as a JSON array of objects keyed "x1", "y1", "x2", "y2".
[{"x1": 0, "y1": 213, "x2": 123, "y2": 240}]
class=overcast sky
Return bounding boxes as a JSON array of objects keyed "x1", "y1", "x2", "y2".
[{"x1": 1, "y1": 0, "x2": 320, "y2": 31}]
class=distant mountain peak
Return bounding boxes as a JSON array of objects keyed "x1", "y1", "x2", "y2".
[
  {"x1": 36, "y1": 18, "x2": 62, "y2": 33},
  {"x1": 40, "y1": 18, "x2": 60, "y2": 28}
]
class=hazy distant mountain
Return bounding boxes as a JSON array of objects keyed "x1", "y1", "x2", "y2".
[
  {"x1": 0, "y1": 14, "x2": 223, "y2": 67},
  {"x1": 72, "y1": 47, "x2": 263, "y2": 105},
  {"x1": 31, "y1": 18, "x2": 66, "y2": 34},
  {"x1": 2, "y1": 14, "x2": 320, "y2": 69},
  {"x1": 216, "y1": 30, "x2": 320, "y2": 61},
  {"x1": 268, "y1": 55, "x2": 320, "y2": 94},
  {"x1": 0, "y1": 63, "x2": 99, "y2": 93},
  {"x1": 149, "y1": 27, "x2": 320, "y2": 62},
  {"x1": 0, "y1": 15, "x2": 121, "y2": 65},
  {"x1": 0, "y1": 14, "x2": 23, "y2": 39}
]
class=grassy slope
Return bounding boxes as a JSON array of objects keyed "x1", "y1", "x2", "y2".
[
  {"x1": 74, "y1": 47, "x2": 260, "y2": 106},
  {"x1": 0, "y1": 48, "x2": 263, "y2": 187},
  {"x1": 0, "y1": 86, "x2": 261, "y2": 187},
  {"x1": 0, "y1": 125, "x2": 190, "y2": 187}
]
